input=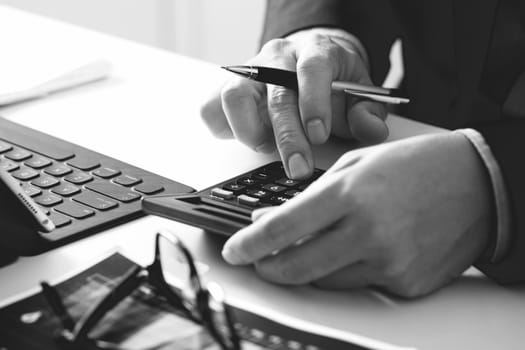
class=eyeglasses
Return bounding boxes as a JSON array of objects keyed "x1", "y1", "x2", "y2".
[{"x1": 40, "y1": 230, "x2": 240, "y2": 350}]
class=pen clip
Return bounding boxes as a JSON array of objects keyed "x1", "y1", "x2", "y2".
[{"x1": 343, "y1": 89, "x2": 410, "y2": 104}]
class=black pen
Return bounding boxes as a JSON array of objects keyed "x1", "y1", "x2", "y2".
[
  {"x1": 222, "y1": 65, "x2": 410, "y2": 104},
  {"x1": 0, "y1": 169, "x2": 55, "y2": 232}
]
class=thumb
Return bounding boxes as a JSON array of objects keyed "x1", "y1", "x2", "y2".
[{"x1": 346, "y1": 99, "x2": 389, "y2": 144}]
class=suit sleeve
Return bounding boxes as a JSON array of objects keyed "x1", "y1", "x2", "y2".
[
  {"x1": 261, "y1": 0, "x2": 397, "y2": 85},
  {"x1": 473, "y1": 120, "x2": 525, "y2": 284}
]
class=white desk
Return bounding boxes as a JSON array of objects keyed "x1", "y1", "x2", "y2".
[{"x1": 0, "y1": 5, "x2": 523, "y2": 350}]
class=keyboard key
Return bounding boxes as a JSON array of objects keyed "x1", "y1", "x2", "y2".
[
  {"x1": 11, "y1": 167, "x2": 39, "y2": 180},
  {"x1": 48, "y1": 212, "x2": 72, "y2": 228},
  {"x1": 22, "y1": 184, "x2": 42, "y2": 197},
  {"x1": 24, "y1": 156, "x2": 52, "y2": 169},
  {"x1": 73, "y1": 191, "x2": 118, "y2": 211},
  {"x1": 51, "y1": 183, "x2": 81, "y2": 197},
  {"x1": 270, "y1": 196, "x2": 290, "y2": 205},
  {"x1": 134, "y1": 182, "x2": 164, "y2": 195},
  {"x1": 0, "y1": 160, "x2": 19, "y2": 172},
  {"x1": 65, "y1": 171, "x2": 93, "y2": 185},
  {"x1": 35, "y1": 193, "x2": 63, "y2": 207},
  {"x1": 92, "y1": 167, "x2": 121, "y2": 179},
  {"x1": 67, "y1": 157, "x2": 100, "y2": 171},
  {"x1": 245, "y1": 189, "x2": 270, "y2": 199},
  {"x1": 285, "y1": 189, "x2": 302, "y2": 197},
  {"x1": 262, "y1": 184, "x2": 287, "y2": 193},
  {"x1": 238, "y1": 194, "x2": 260, "y2": 207},
  {"x1": 252, "y1": 171, "x2": 275, "y2": 181},
  {"x1": 38, "y1": 206, "x2": 51, "y2": 215},
  {"x1": 0, "y1": 141, "x2": 13, "y2": 153},
  {"x1": 211, "y1": 187, "x2": 235, "y2": 199},
  {"x1": 223, "y1": 182, "x2": 246, "y2": 194},
  {"x1": 55, "y1": 201, "x2": 94, "y2": 219},
  {"x1": 275, "y1": 178, "x2": 301, "y2": 187},
  {"x1": 31, "y1": 175, "x2": 60, "y2": 189},
  {"x1": 238, "y1": 177, "x2": 259, "y2": 186},
  {"x1": 113, "y1": 174, "x2": 141, "y2": 187},
  {"x1": 5, "y1": 149, "x2": 32, "y2": 161},
  {"x1": 86, "y1": 181, "x2": 141, "y2": 203},
  {"x1": 44, "y1": 164, "x2": 72, "y2": 177}
]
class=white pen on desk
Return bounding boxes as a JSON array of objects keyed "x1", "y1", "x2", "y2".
[
  {"x1": 0, "y1": 59, "x2": 112, "y2": 107},
  {"x1": 0, "y1": 169, "x2": 55, "y2": 232}
]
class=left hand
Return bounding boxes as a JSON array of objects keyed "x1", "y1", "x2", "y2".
[{"x1": 221, "y1": 132, "x2": 493, "y2": 297}]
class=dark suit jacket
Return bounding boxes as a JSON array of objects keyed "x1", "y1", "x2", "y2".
[{"x1": 262, "y1": 0, "x2": 525, "y2": 284}]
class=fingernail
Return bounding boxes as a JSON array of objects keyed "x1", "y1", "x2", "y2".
[
  {"x1": 255, "y1": 142, "x2": 276, "y2": 154},
  {"x1": 306, "y1": 118, "x2": 327, "y2": 144},
  {"x1": 288, "y1": 153, "x2": 310, "y2": 179},
  {"x1": 221, "y1": 245, "x2": 245, "y2": 265}
]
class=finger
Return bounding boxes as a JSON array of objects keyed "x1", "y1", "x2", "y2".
[
  {"x1": 312, "y1": 262, "x2": 373, "y2": 290},
  {"x1": 221, "y1": 77, "x2": 274, "y2": 152},
  {"x1": 200, "y1": 86, "x2": 234, "y2": 139},
  {"x1": 253, "y1": 219, "x2": 363, "y2": 285},
  {"x1": 222, "y1": 172, "x2": 347, "y2": 265},
  {"x1": 295, "y1": 38, "x2": 345, "y2": 144},
  {"x1": 346, "y1": 99, "x2": 389, "y2": 144}
]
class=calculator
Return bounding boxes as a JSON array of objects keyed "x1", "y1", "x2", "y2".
[{"x1": 142, "y1": 162, "x2": 324, "y2": 236}]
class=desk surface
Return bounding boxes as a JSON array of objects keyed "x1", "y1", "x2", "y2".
[{"x1": 0, "y1": 5, "x2": 524, "y2": 350}]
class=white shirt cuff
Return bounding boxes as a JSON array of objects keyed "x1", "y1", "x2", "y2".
[{"x1": 455, "y1": 128, "x2": 512, "y2": 263}]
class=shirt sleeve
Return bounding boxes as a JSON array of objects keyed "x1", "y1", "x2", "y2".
[{"x1": 455, "y1": 128, "x2": 512, "y2": 263}]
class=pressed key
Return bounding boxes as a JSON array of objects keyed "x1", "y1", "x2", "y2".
[
  {"x1": 0, "y1": 160, "x2": 19, "y2": 172},
  {"x1": 35, "y1": 193, "x2": 63, "y2": 207},
  {"x1": 262, "y1": 184, "x2": 287, "y2": 193},
  {"x1": 22, "y1": 184, "x2": 42, "y2": 197},
  {"x1": 24, "y1": 156, "x2": 52, "y2": 169},
  {"x1": 92, "y1": 167, "x2": 121, "y2": 179},
  {"x1": 31, "y1": 175, "x2": 60, "y2": 189},
  {"x1": 275, "y1": 178, "x2": 301, "y2": 187},
  {"x1": 211, "y1": 187, "x2": 234, "y2": 199},
  {"x1": 11, "y1": 167, "x2": 39, "y2": 180},
  {"x1": 113, "y1": 174, "x2": 141, "y2": 187},
  {"x1": 0, "y1": 141, "x2": 13, "y2": 153},
  {"x1": 65, "y1": 171, "x2": 93, "y2": 184},
  {"x1": 223, "y1": 182, "x2": 246, "y2": 194},
  {"x1": 67, "y1": 157, "x2": 100, "y2": 171},
  {"x1": 44, "y1": 164, "x2": 72, "y2": 177},
  {"x1": 86, "y1": 181, "x2": 141, "y2": 203},
  {"x1": 134, "y1": 182, "x2": 164, "y2": 195},
  {"x1": 238, "y1": 194, "x2": 260, "y2": 207},
  {"x1": 73, "y1": 191, "x2": 118, "y2": 211},
  {"x1": 48, "y1": 212, "x2": 72, "y2": 228},
  {"x1": 51, "y1": 183, "x2": 81, "y2": 197},
  {"x1": 55, "y1": 201, "x2": 94, "y2": 219},
  {"x1": 5, "y1": 148, "x2": 32, "y2": 161}
]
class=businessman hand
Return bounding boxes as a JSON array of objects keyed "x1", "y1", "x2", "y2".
[
  {"x1": 201, "y1": 28, "x2": 388, "y2": 179},
  {"x1": 221, "y1": 132, "x2": 493, "y2": 298}
]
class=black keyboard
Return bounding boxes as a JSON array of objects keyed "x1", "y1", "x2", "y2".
[
  {"x1": 143, "y1": 162, "x2": 324, "y2": 236},
  {"x1": 0, "y1": 118, "x2": 195, "y2": 255}
]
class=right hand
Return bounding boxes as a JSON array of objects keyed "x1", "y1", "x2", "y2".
[{"x1": 201, "y1": 29, "x2": 389, "y2": 179}]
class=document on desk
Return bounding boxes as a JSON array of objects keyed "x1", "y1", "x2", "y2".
[{"x1": 0, "y1": 252, "x2": 415, "y2": 350}]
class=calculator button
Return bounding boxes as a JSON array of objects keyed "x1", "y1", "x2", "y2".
[
  {"x1": 22, "y1": 184, "x2": 42, "y2": 197},
  {"x1": 11, "y1": 167, "x2": 39, "y2": 180},
  {"x1": 35, "y1": 193, "x2": 63, "y2": 207},
  {"x1": 238, "y1": 177, "x2": 259, "y2": 186},
  {"x1": 55, "y1": 201, "x2": 94, "y2": 219},
  {"x1": 93, "y1": 167, "x2": 121, "y2": 179},
  {"x1": 238, "y1": 194, "x2": 260, "y2": 206},
  {"x1": 113, "y1": 174, "x2": 142, "y2": 187},
  {"x1": 24, "y1": 156, "x2": 52, "y2": 169},
  {"x1": 44, "y1": 164, "x2": 72, "y2": 177},
  {"x1": 65, "y1": 171, "x2": 93, "y2": 185},
  {"x1": 73, "y1": 191, "x2": 118, "y2": 211},
  {"x1": 223, "y1": 182, "x2": 246, "y2": 194},
  {"x1": 31, "y1": 175, "x2": 60, "y2": 189},
  {"x1": 5, "y1": 149, "x2": 32, "y2": 161},
  {"x1": 285, "y1": 189, "x2": 302, "y2": 197},
  {"x1": 211, "y1": 187, "x2": 235, "y2": 199},
  {"x1": 270, "y1": 196, "x2": 290, "y2": 205},
  {"x1": 0, "y1": 141, "x2": 12, "y2": 153},
  {"x1": 134, "y1": 182, "x2": 164, "y2": 195},
  {"x1": 51, "y1": 183, "x2": 81, "y2": 197},
  {"x1": 252, "y1": 171, "x2": 274, "y2": 181},
  {"x1": 48, "y1": 212, "x2": 72, "y2": 228},
  {"x1": 0, "y1": 160, "x2": 19, "y2": 172},
  {"x1": 245, "y1": 189, "x2": 270, "y2": 199},
  {"x1": 67, "y1": 157, "x2": 100, "y2": 171},
  {"x1": 275, "y1": 178, "x2": 301, "y2": 187},
  {"x1": 262, "y1": 184, "x2": 287, "y2": 193}
]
